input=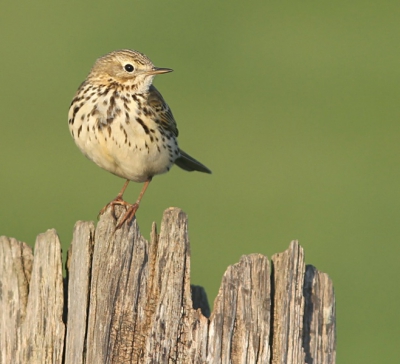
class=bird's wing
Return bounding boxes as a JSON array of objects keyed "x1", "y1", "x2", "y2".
[{"x1": 147, "y1": 85, "x2": 179, "y2": 137}]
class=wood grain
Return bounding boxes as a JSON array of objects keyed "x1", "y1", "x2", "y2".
[{"x1": 0, "y1": 208, "x2": 336, "y2": 363}]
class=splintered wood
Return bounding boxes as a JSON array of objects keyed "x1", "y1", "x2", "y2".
[{"x1": 0, "y1": 207, "x2": 335, "y2": 364}]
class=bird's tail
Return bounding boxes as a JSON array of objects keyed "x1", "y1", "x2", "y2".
[{"x1": 175, "y1": 149, "x2": 212, "y2": 174}]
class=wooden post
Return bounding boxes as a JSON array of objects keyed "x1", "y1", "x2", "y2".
[{"x1": 0, "y1": 207, "x2": 336, "y2": 363}]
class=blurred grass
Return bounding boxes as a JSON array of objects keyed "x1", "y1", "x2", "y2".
[{"x1": 1, "y1": 1, "x2": 400, "y2": 362}]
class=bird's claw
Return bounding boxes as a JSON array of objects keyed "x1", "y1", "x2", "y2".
[
  {"x1": 115, "y1": 203, "x2": 139, "y2": 229},
  {"x1": 98, "y1": 196, "x2": 130, "y2": 220},
  {"x1": 98, "y1": 197, "x2": 139, "y2": 229}
]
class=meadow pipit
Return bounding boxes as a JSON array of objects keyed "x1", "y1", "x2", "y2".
[{"x1": 68, "y1": 49, "x2": 211, "y2": 227}]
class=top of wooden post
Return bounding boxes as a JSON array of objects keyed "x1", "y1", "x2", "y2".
[{"x1": 0, "y1": 207, "x2": 336, "y2": 364}]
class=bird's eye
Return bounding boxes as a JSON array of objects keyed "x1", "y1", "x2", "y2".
[{"x1": 124, "y1": 64, "x2": 134, "y2": 72}]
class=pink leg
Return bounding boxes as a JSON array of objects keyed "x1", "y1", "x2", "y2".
[
  {"x1": 98, "y1": 179, "x2": 131, "y2": 217},
  {"x1": 115, "y1": 178, "x2": 152, "y2": 228}
]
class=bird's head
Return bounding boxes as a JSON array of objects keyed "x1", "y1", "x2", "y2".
[{"x1": 88, "y1": 49, "x2": 173, "y2": 92}]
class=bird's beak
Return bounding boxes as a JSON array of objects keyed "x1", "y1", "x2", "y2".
[{"x1": 147, "y1": 67, "x2": 173, "y2": 75}]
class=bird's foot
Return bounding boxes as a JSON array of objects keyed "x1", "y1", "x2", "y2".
[
  {"x1": 98, "y1": 197, "x2": 139, "y2": 229},
  {"x1": 115, "y1": 203, "x2": 139, "y2": 229},
  {"x1": 98, "y1": 196, "x2": 131, "y2": 219}
]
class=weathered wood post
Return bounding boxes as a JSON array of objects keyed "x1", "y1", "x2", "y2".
[{"x1": 0, "y1": 207, "x2": 336, "y2": 363}]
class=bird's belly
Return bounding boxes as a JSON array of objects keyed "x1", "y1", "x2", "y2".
[{"x1": 70, "y1": 113, "x2": 177, "y2": 183}]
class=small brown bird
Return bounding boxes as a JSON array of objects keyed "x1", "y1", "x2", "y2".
[{"x1": 68, "y1": 49, "x2": 211, "y2": 227}]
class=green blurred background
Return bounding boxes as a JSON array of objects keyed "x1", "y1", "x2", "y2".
[{"x1": 1, "y1": 1, "x2": 399, "y2": 362}]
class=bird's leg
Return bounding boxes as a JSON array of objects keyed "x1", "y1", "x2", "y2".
[
  {"x1": 116, "y1": 177, "x2": 153, "y2": 229},
  {"x1": 113, "y1": 179, "x2": 131, "y2": 203},
  {"x1": 98, "y1": 179, "x2": 131, "y2": 217}
]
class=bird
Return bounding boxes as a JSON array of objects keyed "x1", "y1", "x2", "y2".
[{"x1": 68, "y1": 49, "x2": 211, "y2": 227}]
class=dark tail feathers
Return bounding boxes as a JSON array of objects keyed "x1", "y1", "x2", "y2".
[{"x1": 174, "y1": 149, "x2": 212, "y2": 174}]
